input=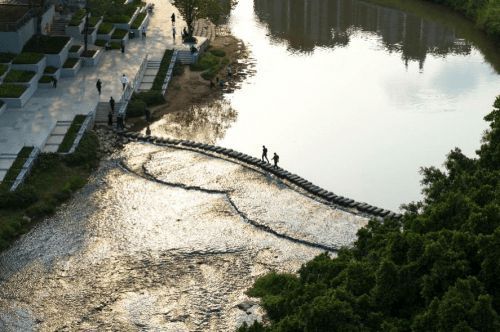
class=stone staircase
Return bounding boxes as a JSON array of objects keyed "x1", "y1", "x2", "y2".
[
  {"x1": 42, "y1": 120, "x2": 72, "y2": 153},
  {"x1": 50, "y1": 18, "x2": 69, "y2": 36},
  {"x1": 137, "y1": 59, "x2": 161, "y2": 91},
  {"x1": 94, "y1": 101, "x2": 123, "y2": 125}
]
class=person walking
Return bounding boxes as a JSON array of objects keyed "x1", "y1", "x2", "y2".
[
  {"x1": 272, "y1": 152, "x2": 279, "y2": 168},
  {"x1": 120, "y1": 74, "x2": 129, "y2": 91},
  {"x1": 52, "y1": 77, "x2": 57, "y2": 88},
  {"x1": 142, "y1": 26, "x2": 146, "y2": 39},
  {"x1": 120, "y1": 40, "x2": 125, "y2": 53},
  {"x1": 96, "y1": 79, "x2": 102, "y2": 95},
  {"x1": 109, "y1": 96, "x2": 115, "y2": 112},
  {"x1": 171, "y1": 13, "x2": 175, "y2": 24},
  {"x1": 262, "y1": 145, "x2": 269, "y2": 163},
  {"x1": 172, "y1": 25, "x2": 176, "y2": 42},
  {"x1": 108, "y1": 111, "x2": 113, "y2": 126}
]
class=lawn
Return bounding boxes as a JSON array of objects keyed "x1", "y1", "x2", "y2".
[{"x1": 23, "y1": 36, "x2": 71, "y2": 54}]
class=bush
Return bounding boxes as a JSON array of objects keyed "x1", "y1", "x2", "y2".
[
  {"x1": 111, "y1": 29, "x2": 128, "y2": 39},
  {"x1": 63, "y1": 131, "x2": 99, "y2": 169},
  {"x1": 88, "y1": 15, "x2": 102, "y2": 28},
  {"x1": 209, "y1": 49, "x2": 226, "y2": 57},
  {"x1": 68, "y1": 8, "x2": 86, "y2": 26},
  {"x1": 130, "y1": 12, "x2": 146, "y2": 29},
  {"x1": 105, "y1": 14, "x2": 131, "y2": 24},
  {"x1": 3, "y1": 70, "x2": 36, "y2": 83},
  {"x1": 132, "y1": 91, "x2": 165, "y2": 106},
  {"x1": 23, "y1": 36, "x2": 71, "y2": 54},
  {"x1": 126, "y1": 99, "x2": 146, "y2": 117},
  {"x1": 63, "y1": 58, "x2": 79, "y2": 68},
  {"x1": 38, "y1": 75, "x2": 53, "y2": 84},
  {"x1": 25, "y1": 201, "x2": 56, "y2": 219},
  {"x1": 0, "y1": 52, "x2": 16, "y2": 63},
  {"x1": 0, "y1": 84, "x2": 27, "y2": 98},
  {"x1": 12, "y1": 52, "x2": 44, "y2": 64},
  {"x1": 69, "y1": 45, "x2": 82, "y2": 53},
  {"x1": 97, "y1": 22, "x2": 113, "y2": 34},
  {"x1": 0, "y1": 187, "x2": 38, "y2": 209},
  {"x1": 44, "y1": 66, "x2": 58, "y2": 74}
]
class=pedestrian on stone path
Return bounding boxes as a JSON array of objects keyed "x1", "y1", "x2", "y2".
[
  {"x1": 120, "y1": 40, "x2": 125, "y2": 53},
  {"x1": 96, "y1": 79, "x2": 102, "y2": 95},
  {"x1": 120, "y1": 74, "x2": 129, "y2": 91},
  {"x1": 109, "y1": 96, "x2": 115, "y2": 112},
  {"x1": 171, "y1": 13, "x2": 175, "y2": 24},
  {"x1": 262, "y1": 145, "x2": 269, "y2": 163},
  {"x1": 272, "y1": 152, "x2": 279, "y2": 168},
  {"x1": 172, "y1": 26, "x2": 176, "y2": 42},
  {"x1": 52, "y1": 77, "x2": 57, "y2": 88},
  {"x1": 108, "y1": 111, "x2": 113, "y2": 126},
  {"x1": 142, "y1": 26, "x2": 146, "y2": 39}
]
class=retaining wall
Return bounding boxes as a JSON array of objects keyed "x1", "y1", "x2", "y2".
[{"x1": 117, "y1": 131, "x2": 403, "y2": 220}]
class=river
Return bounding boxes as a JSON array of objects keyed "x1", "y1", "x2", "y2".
[{"x1": 153, "y1": 0, "x2": 500, "y2": 211}]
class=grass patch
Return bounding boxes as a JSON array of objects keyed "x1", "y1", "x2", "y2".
[
  {"x1": 88, "y1": 16, "x2": 102, "y2": 28},
  {"x1": 151, "y1": 49, "x2": 173, "y2": 90},
  {"x1": 3, "y1": 70, "x2": 35, "y2": 83},
  {"x1": 69, "y1": 45, "x2": 82, "y2": 53},
  {"x1": 23, "y1": 36, "x2": 70, "y2": 54},
  {"x1": 209, "y1": 48, "x2": 226, "y2": 57},
  {"x1": 44, "y1": 66, "x2": 58, "y2": 74},
  {"x1": 0, "y1": 52, "x2": 16, "y2": 63},
  {"x1": 81, "y1": 50, "x2": 97, "y2": 58},
  {"x1": 68, "y1": 8, "x2": 86, "y2": 26},
  {"x1": 0, "y1": 64, "x2": 7, "y2": 76},
  {"x1": 190, "y1": 52, "x2": 227, "y2": 81},
  {"x1": 12, "y1": 52, "x2": 44, "y2": 65},
  {"x1": 111, "y1": 29, "x2": 128, "y2": 39},
  {"x1": 0, "y1": 147, "x2": 33, "y2": 191},
  {"x1": 58, "y1": 115, "x2": 86, "y2": 153},
  {"x1": 63, "y1": 58, "x2": 79, "y2": 68},
  {"x1": 0, "y1": 84, "x2": 27, "y2": 98},
  {"x1": 97, "y1": 22, "x2": 114, "y2": 34},
  {"x1": 130, "y1": 12, "x2": 146, "y2": 29},
  {"x1": 0, "y1": 132, "x2": 100, "y2": 252},
  {"x1": 38, "y1": 75, "x2": 53, "y2": 84}
]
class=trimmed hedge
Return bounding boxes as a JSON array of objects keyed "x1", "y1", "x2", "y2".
[
  {"x1": 0, "y1": 146, "x2": 33, "y2": 190},
  {"x1": 58, "y1": 114, "x2": 86, "y2": 153},
  {"x1": 12, "y1": 52, "x2": 44, "y2": 65},
  {"x1": 105, "y1": 14, "x2": 131, "y2": 24},
  {"x1": 3, "y1": 70, "x2": 36, "y2": 83},
  {"x1": 0, "y1": 84, "x2": 28, "y2": 98},
  {"x1": 131, "y1": 12, "x2": 147, "y2": 29},
  {"x1": 88, "y1": 16, "x2": 102, "y2": 28},
  {"x1": 97, "y1": 22, "x2": 113, "y2": 34},
  {"x1": 68, "y1": 8, "x2": 86, "y2": 26},
  {"x1": 44, "y1": 66, "x2": 58, "y2": 74},
  {"x1": 0, "y1": 52, "x2": 16, "y2": 63},
  {"x1": 151, "y1": 49, "x2": 173, "y2": 90},
  {"x1": 38, "y1": 75, "x2": 53, "y2": 84},
  {"x1": 69, "y1": 45, "x2": 82, "y2": 53},
  {"x1": 111, "y1": 28, "x2": 128, "y2": 39},
  {"x1": 63, "y1": 58, "x2": 79, "y2": 68},
  {"x1": 23, "y1": 36, "x2": 71, "y2": 55}
]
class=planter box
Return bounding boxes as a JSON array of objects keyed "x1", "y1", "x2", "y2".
[
  {"x1": 38, "y1": 82, "x2": 54, "y2": 89},
  {"x1": 90, "y1": 16, "x2": 103, "y2": 32},
  {"x1": 0, "y1": 102, "x2": 6, "y2": 115},
  {"x1": 65, "y1": 20, "x2": 85, "y2": 39},
  {"x1": 81, "y1": 49, "x2": 103, "y2": 67},
  {"x1": 61, "y1": 59, "x2": 81, "y2": 77},
  {"x1": 81, "y1": 28, "x2": 98, "y2": 45},
  {"x1": 113, "y1": 7, "x2": 140, "y2": 30},
  {"x1": 8, "y1": 73, "x2": 39, "y2": 88},
  {"x1": 45, "y1": 38, "x2": 72, "y2": 68},
  {"x1": 44, "y1": 67, "x2": 61, "y2": 81},
  {"x1": 0, "y1": 84, "x2": 37, "y2": 108},
  {"x1": 111, "y1": 33, "x2": 129, "y2": 45},
  {"x1": 97, "y1": 27, "x2": 115, "y2": 41},
  {"x1": 130, "y1": 13, "x2": 150, "y2": 37},
  {"x1": 11, "y1": 57, "x2": 46, "y2": 77},
  {"x1": 69, "y1": 45, "x2": 83, "y2": 58}
]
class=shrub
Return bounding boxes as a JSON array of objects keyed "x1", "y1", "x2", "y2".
[
  {"x1": 58, "y1": 115, "x2": 86, "y2": 153},
  {"x1": 0, "y1": 187, "x2": 38, "y2": 209},
  {"x1": 126, "y1": 99, "x2": 146, "y2": 117},
  {"x1": 63, "y1": 131, "x2": 99, "y2": 169},
  {"x1": 12, "y1": 52, "x2": 44, "y2": 64},
  {"x1": 132, "y1": 91, "x2": 165, "y2": 106},
  {"x1": 68, "y1": 8, "x2": 86, "y2": 26},
  {"x1": 105, "y1": 14, "x2": 131, "y2": 24},
  {"x1": 44, "y1": 66, "x2": 58, "y2": 74},
  {"x1": 25, "y1": 201, "x2": 56, "y2": 219},
  {"x1": 88, "y1": 15, "x2": 102, "y2": 28},
  {"x1": 209, "y1": 49, "x2": 226, "y2": 57},
  {"x1": 38, "y1": 75, "x2": 53, "y2": 84},
  {"x1": 23, "y1": 36, "x2": 70, "y2": 54},
  {"x1": 131, "y1": 12, "x2": 146, "y2": 29},
  {"x1": 0, "y1": 84, "x2": 27, "y2": 98},
  {"x1": 3, "y1": 70, "x2": 35, "y2": 83},
  {"x1": 111, "y1": 29, "x2": 128, "y2": 39},
  {"x1": 97, "y1": 22, "x2": 113, "y2": 34},
  {"x1": 69, "y1": 45, "x2": 82, "y2": 53},
  {"x1": 0, "y1": 52, "x2": 16, "y2": 63},
  {"x1": 63, "y1": 58, "x2": 79, "y2": 68}
]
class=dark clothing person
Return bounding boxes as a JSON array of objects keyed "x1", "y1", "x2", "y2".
[
  {"x1": 121, "y1": 40, "x2": 125, "y2": 53},
  {"x1": 108, "y1": 111, "x2": 113, "y2": 126},
  {"x1": 272, "y1": 153, "x2": 279, "y2": 168},
  {"x1": 171, "y1": 13, "x2": 175, "y2": 23},
  {"x1": 52, "y1": 77, "x2": 57, "y2": 88},
  {"x1": 262, "y1": 146, "x2": 269, "y2": 163},
  {"x1": 109, "y1": 97, "x2": 115, "y2": 112},
  {"x1": 116, "y1": 115, "x2": 124, "y2": 130},
  {"x1": 96, "y1": 79, "x2": 102, "y2": 95}
]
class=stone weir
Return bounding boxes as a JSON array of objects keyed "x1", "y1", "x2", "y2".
[{"x1": 118, "y1": 131, "x2": 403, "y2": 220}]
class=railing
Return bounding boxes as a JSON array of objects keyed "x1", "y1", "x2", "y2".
[
  {"x1": 161, "y1": 50, "x2": 178, "y2": 94},
  {"x1": 10, "y1": 147, "x2": 40, "y2": 192},
  {"x1": 118, "y1": 53, "x2": 148, "y2": 118},
  {"x1": 133, "y1": 54, "x2": 148, "y2": 92},
  {"x1": 59, "y1": 112, "x2": 94, "y2": 155}
]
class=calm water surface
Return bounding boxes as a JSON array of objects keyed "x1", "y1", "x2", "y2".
[{"x1": 156, "y1": 0, "x2": 500, "y2": 210}]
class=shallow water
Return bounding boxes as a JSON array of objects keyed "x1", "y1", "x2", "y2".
[
  {"x1": 151, "y1": 0, "x2": 500, "y2": 210},
  {"x1": 0, "y1": 143, "x2": 367, "y2": 330}
]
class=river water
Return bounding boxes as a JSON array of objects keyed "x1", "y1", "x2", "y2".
[{"x1": 154, "y1": 0, "x2": 500, "y2": 211}]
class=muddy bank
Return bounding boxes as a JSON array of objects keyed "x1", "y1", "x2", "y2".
[{"x1": 0, "y1": 141, "x2": 367, "y2": 331}]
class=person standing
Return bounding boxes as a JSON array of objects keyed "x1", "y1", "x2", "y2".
[
  {"x1": 52, "y1": 77, "x2": 57, "y2": 88},
  {"x1": 171, "y1": 13, "x2": 175, "y2": 24},
  {"x1": 109, "y1": 96, "x2": 115, "y2": 112},
  {"x1": 172, "y1": 25, "x2": 176, "y2": 42},
  {"x1": 96, "y1": 79, "x2": 102, "y2": 95},
  {"x1": 108, "y1": 111, "x2": 113, "y2": 126},
  {"x1": 272, "y1": 152, "x2": 279, "y2": 168},
  {"x1": 120, "y1": 40, "x2": 125, "y2": 53},
  {"x1": 120, "y1": 74, "x2": 129, "y2": 91},
  {"x1": 262, "y1": 145, "x2": 269, "y2": 163},
  {"x1": 142, "y1": 26, "x2": 146, "y2": 39}
]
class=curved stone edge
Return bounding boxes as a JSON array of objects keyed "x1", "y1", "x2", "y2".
[{"x1": 117, "y1": 131, "x2": 403, "y2": 220}]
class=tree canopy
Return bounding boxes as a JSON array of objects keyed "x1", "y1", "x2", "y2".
[{"x1": 240, "y1": 95, "x2": 500, "y2": 331}]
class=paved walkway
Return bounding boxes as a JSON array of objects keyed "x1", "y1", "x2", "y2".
[{"x1": 0, "y1": 0, "x2": 185, "y2": 176}]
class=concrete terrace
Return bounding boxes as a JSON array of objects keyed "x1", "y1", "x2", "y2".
[{"x1": 0, "y1": 0, "x2": 185, "y2": 174}]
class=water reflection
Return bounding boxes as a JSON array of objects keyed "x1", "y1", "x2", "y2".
[
  {"x1": 149, "y1": 100, "x2": 237, "y2": 144},
  {"x1": 254, "y1": 0, "x2": 474, "y2": 69}
]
